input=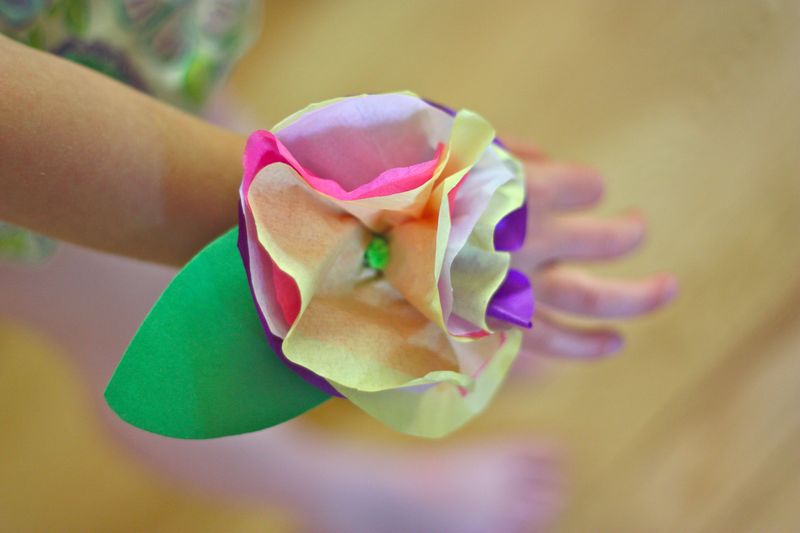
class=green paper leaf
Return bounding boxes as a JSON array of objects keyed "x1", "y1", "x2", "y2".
[{"x1": 105, "y1": 228, "x2": 329, "y2": 439}]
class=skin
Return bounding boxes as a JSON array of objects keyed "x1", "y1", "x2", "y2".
[
  {"x1": 0, "y1": 32, "x2": 675, "y2": 364},
  {"x1": 0, "y1": 35, "x2": 244, "y2": 265},
  {"x1": 505, "y1": 139, "x2": 679, "y2": 361}
]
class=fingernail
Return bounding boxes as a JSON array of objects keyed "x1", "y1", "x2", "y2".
[{"x1": 624, "y1": 208, "x2": 646, "y2": 223}]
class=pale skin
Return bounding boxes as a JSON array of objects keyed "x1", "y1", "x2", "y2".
[
  {"x1": 507, "y1": 140, "x2": 679, "y2": 363},
  {"x1": 1, "y1": 33, "x2": 675, "y2": 532},
  {"x1": 0, "y1": 35, "x2": 243, "y2": 265}
]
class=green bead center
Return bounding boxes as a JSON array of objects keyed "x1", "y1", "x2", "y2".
[{"x1": 363, "y1": 235, "x2": 390, "y2": 271}]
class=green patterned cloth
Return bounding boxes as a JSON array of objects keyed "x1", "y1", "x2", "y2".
[
  {"x1": 0, "y1": 224, "x2": 56, "y2": 262},
  {"x1": 1, "y1": 0, "x2": 261, "y2": 261}
]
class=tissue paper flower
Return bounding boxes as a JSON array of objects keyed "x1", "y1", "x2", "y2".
[{"x1": 105, "y1": 92, "x2": 533, "y2": 439}]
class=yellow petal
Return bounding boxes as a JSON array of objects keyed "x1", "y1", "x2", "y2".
[
  {"x1": 450, "y1": 161, "x2": 525, "y2": 331},
  {"x1": 332, "y1": 329, "x2": 522, "y2": 438},
  {"x1": 282, "y1": 279, "x2": 459, "y2": 391}
]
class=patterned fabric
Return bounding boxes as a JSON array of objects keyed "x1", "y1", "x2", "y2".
[
  {"x1": 1, "y1": 0, "x2": 260, "y2": 109},
  {"x1": 0, "y1": 0, "x2": 261, "y2": 261},
  {"x1": 0, "y1": 224, "x2": 56, "y2": 262}
]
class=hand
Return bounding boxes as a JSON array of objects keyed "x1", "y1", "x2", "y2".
[{"x1": 506, "y1": 139, "x2": 678, "y2": 365}]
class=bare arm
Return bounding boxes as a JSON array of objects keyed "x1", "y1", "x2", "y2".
[{"x1": 0, "y1": 34, "x2": 246, "y2": 266}]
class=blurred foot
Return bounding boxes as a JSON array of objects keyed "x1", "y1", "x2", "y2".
[{"x1": 304, "y1": 440, "x2": 564, "y2": 533}]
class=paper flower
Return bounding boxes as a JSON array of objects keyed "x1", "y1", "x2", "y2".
[{"x1": 105, "y1": 92, "x2": 533, "y2": 439}]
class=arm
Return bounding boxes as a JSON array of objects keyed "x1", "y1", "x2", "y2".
[{"x1": 0, "y1": 34, "x2": 245, "y2": 266}]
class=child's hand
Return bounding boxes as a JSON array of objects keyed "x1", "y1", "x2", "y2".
[{"x1": 507, "y1": 139, "x2": 678, "y2": 361}]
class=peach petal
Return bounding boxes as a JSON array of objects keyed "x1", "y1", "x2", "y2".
[{"x1": 247, "y1": 162, "x2": 365, "y2": 333}]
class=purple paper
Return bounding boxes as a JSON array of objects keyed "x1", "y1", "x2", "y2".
[
  {"x1": 494, "y1": 203, "x2": 527, "y2": 252},
  {"x1": 490, "y1": 198, "x2": 533, "y2": 327},
  {"x1": 487, "y1": 269, "x2": 534, "y2": 328}
]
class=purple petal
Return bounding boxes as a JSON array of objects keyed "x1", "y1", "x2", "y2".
[
  {"x1": 487, "y1": 269, "x2": 534, "y2": 329},
  {"x1": 494, "y1": 202, "x2": 528, "y2": 252},
  {"x1": 237, "y1": 205, "x2": 340, "y2": 397}
]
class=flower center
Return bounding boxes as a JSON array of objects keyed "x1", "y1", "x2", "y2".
[{"x1": 363, "y1": 234, "x2": 390, "y2": 271}]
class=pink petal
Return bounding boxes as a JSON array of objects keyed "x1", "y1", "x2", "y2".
[
  {"x1": 299, "y1": 143, "x2": 446, "y2": 200},
  {"x1": 275, "y1": 94, "x2": 452, "y2": 193}
]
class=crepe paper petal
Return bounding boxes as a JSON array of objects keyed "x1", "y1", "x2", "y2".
[
  {"x1": 490, "y1": 140, "x2": 528, "y2": 257},
  {"x1": 385, "y1": 220, "x2": 444, "y2": 327},
  {"x1": 439, "y1": 143, "x2": 521, "y2": 336},
  {"x1": 385, "y1": 109, "x2": 497, "y2": 328},
  {"x1": 494, "y1": 203, "x2": 528, "y2": 252},
  {"x1": 423, "y1": 97, "x2": 509, "y2": 149},
  {"x1": 446, "y1": 165, "x2": 526, "y2": 335},
  {"x1": 448, "y1": 241, "x2": 510, "y2": 332},
  {"x1": 274, "y1": 93, "x2": 451, "y2": 192},
  {"x1": 332, "y1": 330, "x2": 522, "y2": 438},
  {"x1": 273, "y1": 95, "x2": 457, "y2": 235},
  {"x1": 247, "y1": 130, "x2": 447, "y2": 203},
  {"x1": 242, "y1": 129, "x2": 452, "y2": 235},
  {"x1": 283, "y1": 278, "x2": 461, "y2": 392},
  {"x1": 487, "y1": 269, "x2": 534, "y2": 328},
  {"x1": 240, "y1": 131, "x2": 299, "y2": 338},
  {"x1": 105, "y1": 228, "x2": 329, "y2": 439},
  {"x1": 290, "y1": 143, "x2": 447, "y2": 201},
  {"x1": 237, "y1": 205, "x2": 341, "y2": 397},
  {"x1": 247, "y1": 162, "x2": 367, "y2": 324}
]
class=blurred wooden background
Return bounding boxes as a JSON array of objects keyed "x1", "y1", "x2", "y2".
[{"x1": 2, "y1": 0, "x2": 800, "y2": 531}]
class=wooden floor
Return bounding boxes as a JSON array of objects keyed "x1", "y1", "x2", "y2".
[{"x1": 3, "y1": 0, "x2": 800, "y2": 531}]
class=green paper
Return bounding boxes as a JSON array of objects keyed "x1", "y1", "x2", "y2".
[
  {"x1": 105, "y1": 228, "x2": 329, "y2": 439},
  {"x1": 363, "y1": 234, "x2": 390, "y2": 270}
]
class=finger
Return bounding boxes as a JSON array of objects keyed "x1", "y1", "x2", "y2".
[
  {"x1": 519, "y1": 310, "x2": 624, "y2": 359},
  {"x1": 541, "y1": 210, "x2": 647, "y2": 262},
  {"x1": 533, "y1": 267, "x2": 679, "y2": 318},
  {"x1": 502, "y1": 136, "x2": 548, "y2": 161},
  {"x1": 526, "y1": 161, "x2": 605, "y2": 211}
]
